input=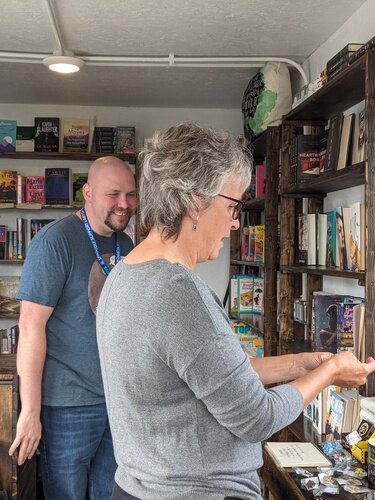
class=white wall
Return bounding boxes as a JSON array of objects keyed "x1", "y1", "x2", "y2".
[{"x1": 0, "y1": 103, "x2": 242, "y2": 301}]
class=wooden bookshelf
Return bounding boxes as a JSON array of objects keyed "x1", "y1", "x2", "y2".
[{"x1": 0, "y1": 151, "x2": 136, "y2": 162}]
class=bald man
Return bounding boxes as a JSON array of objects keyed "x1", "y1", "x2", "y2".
[{"x1": 10, "y1": 156, "x2": 137, "y2": 500}]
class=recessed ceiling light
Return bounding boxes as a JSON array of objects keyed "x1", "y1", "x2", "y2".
[{"x1": 43, "y1": 55, "x2": 84, "y2": 74}]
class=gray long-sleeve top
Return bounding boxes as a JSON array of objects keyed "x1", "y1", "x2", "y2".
[{"x1": 97, "y1": 259, "x2": 303, "y2": 499}]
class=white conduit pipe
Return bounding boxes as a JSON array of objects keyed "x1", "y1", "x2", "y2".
[{"x1": 0, "y1": 52, "x2": 308, "y2": 86}]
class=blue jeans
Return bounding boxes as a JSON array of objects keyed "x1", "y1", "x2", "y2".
[{"x1": 40, "y1": 403, "x2": 116, "y2": 500}]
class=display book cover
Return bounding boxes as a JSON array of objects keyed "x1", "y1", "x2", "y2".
[
  {"x1": 264, "y1": 441, "x2": 331, "y2": 468},
  {"x1": 63, "y1": 119, "x2": 90, "y2": 152},
  {"x1": 0, "y1": 170, "x2": 17, "y2": 203},
  {"x1": 34, "y1": 117, "x2": 60, "y2": 152},
  {"x1": 25, "y1": 175, "x2": 45, "y2": 204},
  {"x1": 44, "y1": 167, "x2": 71, "y2": 205},
  {"x1": 0, "y1": 120, "x2": 17, "y2": 153},
  {"x1": 72, "y1": 172, "x2": 88, "y2": 206}
]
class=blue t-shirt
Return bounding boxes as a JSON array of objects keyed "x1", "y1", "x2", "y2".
[{"x1": 17, "y1": 214, "x2": 133, "y2": 406}]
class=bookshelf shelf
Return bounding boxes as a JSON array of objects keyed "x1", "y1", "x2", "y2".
[
  {"x1": 284, "y1": 55, "x2": 366, "y2": 121},
  {"x1": 282, "y1": 162, "x2": 365, "y2": 195},
  {"x1": 230, "y1": 259, "x2": 264, "y2": 268},
  {"x1": 0, "y1": 152, "x2": 136, "y2": 162},
  {"x1": 280, "y1": 264, "x2": 365, "y2": 281},
  {"x1": 244, "y1": 198, "x2": 265, "y2": 211}
]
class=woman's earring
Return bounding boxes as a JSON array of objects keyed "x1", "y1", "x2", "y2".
[{"x1": 192, "y1": 221, "x2": 198, "y2": 230}]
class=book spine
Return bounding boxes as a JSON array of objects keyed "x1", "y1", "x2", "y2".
[{"x1": 16, "y1": 218, "x2": 25, "y2": 260}]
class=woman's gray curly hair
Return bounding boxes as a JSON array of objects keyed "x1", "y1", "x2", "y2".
[{"x1": 138, "y1": 122, "x2": 252, "y2": 240}]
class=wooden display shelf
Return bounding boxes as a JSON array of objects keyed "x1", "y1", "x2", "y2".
[
  {"x1": 280, "y1": 264, "x2": 365, "y2": 282},
  {"x1": 0, "y1": 152, "x2": 136, "y2": 162},
  {"x1": 284, "y1": 55, "x2": 366, "y2": 121},
  {"x1": 244, "y1": 197, "x2": 265, "y2": 211},
  {"x1": 230, "y1": 259, "x2": 264, "y2": 268},
  {"x1": 282, "y1": 162, "x2": 365, "y2": 195}
]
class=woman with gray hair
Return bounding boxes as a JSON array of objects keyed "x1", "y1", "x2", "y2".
[{"x1": 97, "y1": 122, "x2": 375, "y2": 500}]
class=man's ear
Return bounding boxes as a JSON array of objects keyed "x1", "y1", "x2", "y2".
[{"x1": 82, "y1": 183, "x2": 91, "y2": 202}]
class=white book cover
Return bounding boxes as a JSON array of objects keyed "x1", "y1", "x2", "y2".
[{"x1": 264, "y1": 442, "x2": 331, "y2": 468}]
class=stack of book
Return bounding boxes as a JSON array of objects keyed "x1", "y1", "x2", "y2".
[
  {"x1": 94, "y1": 126, "x2": 115, "y2": 153},
  {"x1": 326, "y1": 43, "x2": 363, "y2": 81}
]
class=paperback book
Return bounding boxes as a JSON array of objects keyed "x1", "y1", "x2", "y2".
[
  {"x1": 72, "y1": 173, "x2": 88, "y2": 205},
  {"x1": 0, "y1": 120, "x2": 17, "y2": 153},
  {"x1": 63, "y1": 119, "x2": 90, "y2": 152},
  {"x1": 0, "y1": 170, "x2": 17, "y2": 203},
  {"x1": 25, "y1": 175, "x2": 45, "y2": 204},
  {"x1": 34, "y1": 117, "x2": 60, "y2": 152},
  {"x1": 45, "y1": 167, "x2": 71, "y2": 205},
  {"x1": 30, "y1": 219, "x2": 55, "y2": 239}
]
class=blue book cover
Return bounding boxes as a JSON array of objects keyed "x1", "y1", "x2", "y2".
[
  {"x1": 44, "y1": 167, "x2": 71, "y2": 205},
  {"x1": 0, "y1": 120, "x2": 17, "y2": 153},
  {"x1": 326, "y1": 210, "x2": 336, "y2": 267}
]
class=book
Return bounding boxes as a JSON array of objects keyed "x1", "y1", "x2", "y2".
[
  {"x1": 253, "y1": 225, "x2": 264, "y2": 264},
  {"x1": 326, "y1": 210, "x2": 337, "y2": 267},
  {"x1": 358, "y1": 108, "x2": 366, "y2": 162},
  {"x1": 115, "y1": 126, "x2": 135, "y2": 154},
  {"x1": 6, "y1": 230, "x2": 16, "y2": 260},
  {"x1": 298, "y1": 213, "x2": 316, "y2": 265},
  {"x1": 317, "y1": 213, "x2": 327, "y2": 266},
  {"x1": 342, "y1": 207, "x2": 351, "y2": 270},
  {"x1": 0, "y1": 276, "x2": 20, "y2": 317},
  {"x1": 349, "y1": 201, "x2": 365, "y2": 271},
  {"x1": 326, "y1": 43, "x2": 364, "y2": 72},
  {"x1": 16, "y1": 218, "x2": 25, "y2": 259},
  {"x1": 0, "y1": 225, "x2": 7, "y2": 259},
  {"x1": 72, "y1": 173, "x2": 88, "y2": 206},
  {"x1": 63, "y1": 119, "x2": 90, "y2": 152},
  {"x1": 312, "y1": 292, "x2": 342, "y2": 353},
  {"x1": 255, "y1": 163, "x2": 266, "y2": 198},
  {"x1": 264, "y1": 441, "x2": 331, "y2": 468},
  {"x1": 237, "y1": 275, "x2": 254, "y2": 313},
  {"x1": 324, "y1": 114, "x2": 343, "y2": 172},
  {"x1": 25, "y1": 175, "x2": 45, "y2": 204},
  {"x1": 30, "y1": 219, "x2": 55, "y2": 239},
  {"x1": 349, "y1": 35, "x2": 375, "y2": 64},
  {"x1": 0, "y1": 120, "x2": 17, "y2": 153},
  {"x1": 290, "y1": 135, "x2": 320, "y2": 183},
  {"x1": 0, "y1": 170, "x2": 17, "y2": 203},
  {"x1": 34, "y1": 117, "x2": 60, "y2": 152},
  {"x1": 252, "y1": 277, "x2": 264, "y2": 314},
  {"x1": 327, "y1": 389, "x2": 359, "y2": 436},
  {"x1": 336, "y1": 207, "x2": 347, "y2": 270},
  {"x1": 336, "y1": 114, "x2": 354, "y2": 170},
  {"x1": 16, "y1": 126, "x2": 35, "y2": 152},
  {"x1": 230, "y1": 275, "x2": 239, "y2": 316},
  {"x1": 45, "y1": 167, "x2": 71, "y2": 205}
]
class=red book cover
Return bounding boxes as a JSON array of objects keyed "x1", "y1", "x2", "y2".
[
  {"x1": 25, "y1": 176, "x2": 45, "y2": 204},
  {"x1": 255, "y1": 164, "x2": 266, "y2": 199}
]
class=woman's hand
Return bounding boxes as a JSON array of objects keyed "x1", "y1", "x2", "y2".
[{"x1": 328, "y1": 352, "x2": 375, "y2": 388}]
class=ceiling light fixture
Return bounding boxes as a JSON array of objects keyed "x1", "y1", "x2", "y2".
[{"x1": 43, "y1": 53, "x2": 85, "y2": 74}]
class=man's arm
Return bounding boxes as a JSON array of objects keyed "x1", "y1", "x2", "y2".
[
  {"x1": 250, "y1": 352, "x2": 333, "y2": 385},
  {"x1": 9, "y1": 300, "x2": 54, "y2": 465}
]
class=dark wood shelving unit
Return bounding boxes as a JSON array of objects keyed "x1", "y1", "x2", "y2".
[
  {"x1": 0, "y1": 151, "x2": 136, "y2": 162},
  {"x1": 229, "y1": 126, "x2": 280, "y2": 357},
  {"x1": 279, "y1": 49, "x2": 375, "y2": 397}
]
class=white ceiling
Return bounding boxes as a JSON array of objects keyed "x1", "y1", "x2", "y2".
[{"x1": 0, "y1": 0, "x2": 367, "y2": 108}]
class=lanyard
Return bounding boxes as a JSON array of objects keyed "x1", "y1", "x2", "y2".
[{"x1": 81, "y1": 208, "x2": 121, "y2": 276}]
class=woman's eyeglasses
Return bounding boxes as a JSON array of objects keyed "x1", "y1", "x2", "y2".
[{"x1": 217, "y1": 194, "x2": 246, "y2": 220}]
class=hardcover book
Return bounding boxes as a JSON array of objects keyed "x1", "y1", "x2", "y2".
[
  {"x1": 252, "y1": 277, "x2": 264, "y2": 314},
  {"x1": 326, "y1": 210, "x2": 337, "y2": 267},
  {"x1": 25, "y1": 175, "x2": 45, "y2": 204},
  {"x1": 72, "y1": 172, "x2": 88, "y2": 206},
  {"x1": 349, "y1": 201, "x2": 365, "y2": 271},
  {"x1": 0, "y1": 225, "x2": 7, "y2": 259},
  {"x1": 298, "y1": 213, "x2": 316, "y2": 265},
  {"x1": 324, "y1": 114, "x2": 343, "y2": 172},
  {"x1": 336, "y1": 114, "x2": 355, "y2": 170},
  {"x1": 63, "y1": 119, "x2": 90, "y2": 152},
  {"x1": 45, "y1": 167, "x2": 71, "y2": 205},
  {"x1": 115, "y1": 126, "x2": 135, "y2": 154},
  {"x1": 255, "y1": 164, "x2": 266, "y2": 198},
  {"x1": 34, "y1": 117, "x2": 60, "y2": 152},
  {"x1": 0, "y1": 276, "x2": 20, "y2": 317},
  {"x1": 0, "y1": 170, "x2": 17, "y2": 203},
  {"x1": 0, "y1": 120, "x2": 17, "y2": 153},
  {"x1": 30, "y1": 219, "x2": 55, "y2": 239}
]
